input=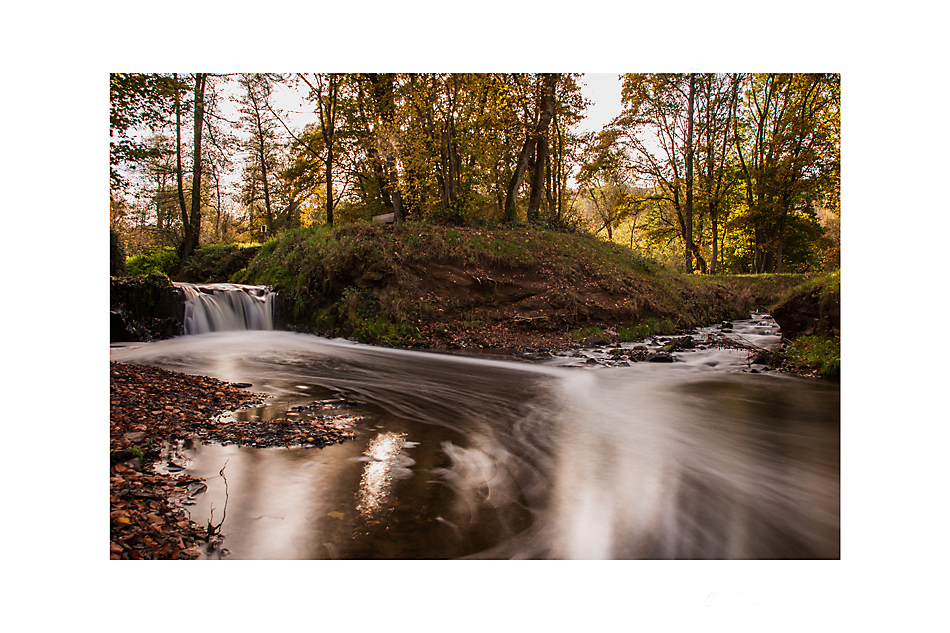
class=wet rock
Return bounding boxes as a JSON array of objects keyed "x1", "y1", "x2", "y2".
[
  {"x1": 524, "y1": 351, "x2": 553, "y2": 360},
  {"x1": 111, "y1": 449, "x2": 134, "y2": 463},
  {"x1": 124, "y1": 431, "x2": 147, "y2": 443},
  {"x1": 583, "y1": 336, "x2": 608, "y2": 347},
  {"x1": 672, "y1": 336, "x2": 695, "y2": 349},
  {"x1": 750, "y1": 350, "x2": 773, "y2": 365},
  {"x1": 628, "y1": 349, "x2": 649, "y2": 362},
  {"x1": 647, "y1": 352, "x2": 674, "y2": 363},
  {"x1": 186, "y1": 482, "x2": 207, "y2": 498}
]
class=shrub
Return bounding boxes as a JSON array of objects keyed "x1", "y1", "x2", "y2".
[{"x1": 126, "y1": 247, "x2": 180, "y2": 277}]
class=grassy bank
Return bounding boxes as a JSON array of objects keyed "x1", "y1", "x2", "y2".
[
  {"x1": 768, "y1": 271, "x2": 841, "y2": 379},
  {"x1": 225, "y1": 222, "x2": 814, "y2": 350}
]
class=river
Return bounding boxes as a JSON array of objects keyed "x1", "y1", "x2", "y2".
[{"x1": 110, "y1": 302, "x2": 839, "y2": 560}]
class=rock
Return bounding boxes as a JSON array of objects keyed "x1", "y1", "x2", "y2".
[
  {"x1": 628, "y1": 350, "x2": 648, "y2": 362},
  {"x1": 186, "y1": 482, "x2": 208, "y2": 498},
  {"x1": 526, "y1": 351, "x2": 553, "y2": 360},
  {"x1": 124, "y1": 431, "x2": 147, "y2": 443},
  {"x1": 672, "y1": 336, "x2": 695, "y2": 349},
  {"x1": 583, "y1": 336, "x2": 608, "y2": 347},
  {"x1": 647, "y1": 352, "x2": 674, "y2": 363},
  {"x1": 750, "y1": 350, "x2": 772, "y2": 365},
  {"x1": 111, "y1": 449, "x2": 134, "y2": 463}
]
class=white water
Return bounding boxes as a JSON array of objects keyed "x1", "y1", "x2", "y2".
[
  {"x1": 110, "y1": 315, "x2": 839, "y2": 560},
  {"x1": 176, "y1": 283, "x2": 274, "y2": 334}
]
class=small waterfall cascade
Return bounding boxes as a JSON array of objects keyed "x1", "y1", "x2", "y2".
[{"x1": 176, "y1": 282, "x2": 275, "y2": 335}]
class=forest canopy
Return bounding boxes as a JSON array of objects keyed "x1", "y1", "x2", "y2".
[{"x1": 110, "y1": 72, "x2": 839, "y2": 275}]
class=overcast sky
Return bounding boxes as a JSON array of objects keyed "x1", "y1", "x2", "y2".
[{"x1": 578, "y1": 73, "x2": 623, "y2": 135}]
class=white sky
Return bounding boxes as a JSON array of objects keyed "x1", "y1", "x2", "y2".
[{"x1": 578, "y1": 73, "x2": 624, "y2": 135}]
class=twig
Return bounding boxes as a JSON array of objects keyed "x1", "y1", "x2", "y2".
[{"x1": 206, "y1": 459, "x2": 230, "y2": 540}]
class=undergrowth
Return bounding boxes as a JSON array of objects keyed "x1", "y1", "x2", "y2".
[
  {"x1": 126, "y1": 247, "x2": 179, "y2": 277},
  {"x1": 779, "y1": 334, "x2": 840, "y2": 379}
]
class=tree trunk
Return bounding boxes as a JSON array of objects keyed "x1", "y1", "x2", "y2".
[
  {"x1": 321, "y1": 76, "x2": 338, "y2": 226},
  {"x1": 257, "y1": 131, "x2": 273, "y2": 233},
  {"x1": 710, "y1": 205, "x2": 718, "y2": 274},
  {"x1": 173, "y1": 74, "x2": 187, "y2": 233},
  {"x1": 507, "y1": 73, "x2": 558, "y2": 223},
  {"x1": 683, "y1": 73, "x2": 695, "y2": 274},
  {"x1": 325, "y1": 144, "x2": 333, "y2": 226},
  {"x1": 527, "y1": 133, "x2": 548, "y2": 223},
  {"x1": 181, "y1": 73, "x2": 206, "y2": 260}
]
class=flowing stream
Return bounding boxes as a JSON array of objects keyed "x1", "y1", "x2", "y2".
[{"x1": 110, "y1": 287, "x2": 839, "y2": 560}]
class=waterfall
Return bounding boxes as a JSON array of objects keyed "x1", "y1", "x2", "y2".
[{"x1": 176, "y1": 282, "x2": 275, "y2": 335}]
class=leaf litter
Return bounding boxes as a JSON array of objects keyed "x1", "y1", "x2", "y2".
[{"x1": 109, "y1": 361, "x2": 361, "y2": 560}]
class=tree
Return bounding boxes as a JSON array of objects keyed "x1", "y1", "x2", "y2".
[
  {"x1": 576, "y1": 129, "x2": 630, "y2": 239},
  {"x1": 364, "y1": 73, "x2": 406, "y2": 223},
  {"x1": 613, "y1": 73, "x2": 700, "y2": 273},
  {"x1": 505, "y1": 73, "x2": 559, "y2": 222},
  {"x1": 734, "y1": 73, "x2": 839, "y2": 273},
  {"x1": 694, "y1": 73, "x2": 741, "y2": 274},
  {"x1": 110, "y1": 73, "x2": 182, "y2": 190},
  {"x1": 237, "y1": 73, "x2": 283, "y2": 235},
  {"x1": 298, "y1": 73, "x2": 342, "y2": 225},
  {"x1": 177, "y1": 73, "x2": 208, "y2": 260}
]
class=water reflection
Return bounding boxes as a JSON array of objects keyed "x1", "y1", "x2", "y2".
[{"x1": 357, "y1": 432, "x2": 411, "y2": 519}]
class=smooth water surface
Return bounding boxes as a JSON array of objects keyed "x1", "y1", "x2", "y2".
[{"x1": 110, "y1": 319, "x2": 839, "y2": 559}]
